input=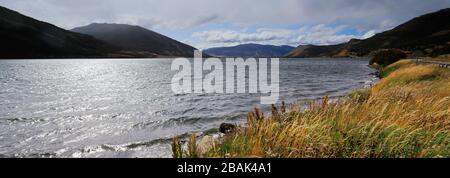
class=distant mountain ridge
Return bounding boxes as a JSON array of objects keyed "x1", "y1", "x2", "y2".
[
  {"x1": 286, "y1": 8, "x2": 450, "y2": 58},
  {"x1": 72, "y1": 23, "x2": 198, "y2": 57},
  {"x1": 204, "y1": 43, "x2": 295, "y2": 57}
]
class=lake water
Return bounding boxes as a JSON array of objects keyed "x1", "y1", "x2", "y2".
[{"x1": 0, "y1": 58, "x2": 377, "y2": 158}]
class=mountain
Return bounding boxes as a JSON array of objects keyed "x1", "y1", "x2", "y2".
[
  {"x1": 72, "y1": 23, "x2": 198, "y2": 57},
  {"x1": 204, "y1": 43, "x2": 295, "y2": 57},
  {"x1": 286, "y1": 44, "x2": 345, "y2": 58},
  {"x1": 286, "y1": 39, "x2": 362, "y2": 58},
  {"x1": 286, "y1": 8, "x2": 450, "y2": 58},
  {"x1": 0, "y1": 6, "x2": 119, "y2": 59}
]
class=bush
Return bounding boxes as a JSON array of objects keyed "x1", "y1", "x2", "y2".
[
  {"x1": 430, "y1": 44, "x2": 450, "y2": 57},
  {"x1": 370, "y1": 49, "x2": 407, "y2": 66}
]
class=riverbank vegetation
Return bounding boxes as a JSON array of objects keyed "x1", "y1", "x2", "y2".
[{"x1": 172, "y1": 59, "x2": 449, "y2": 158}]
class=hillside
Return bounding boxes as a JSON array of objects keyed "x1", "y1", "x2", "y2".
[
  {"x1": 286, "y1": 8, "x2": 450, "y2": 58},
  {"x1": 285, "y1": 44, "x2": 345, "y2": 58},
  {"x1": 204, "y1": 43, "x2": 295, "y2": 57},
  {"x1": 0, "y1": 6, "x2": 118, "y2": 59},
  {"x1": 72, "y1": 23, "x2": 198, "y2": 57}
]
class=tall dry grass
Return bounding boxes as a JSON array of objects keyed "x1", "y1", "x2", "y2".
[{"x1": 173, "y1": 60, "x2": 450, "y2": 158}]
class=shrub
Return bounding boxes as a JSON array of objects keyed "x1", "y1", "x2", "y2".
[{"x1": 370, "y1": 49, "x2": 407, "y2": 67}]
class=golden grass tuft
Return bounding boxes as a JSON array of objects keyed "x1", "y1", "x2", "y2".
[{"x1": 173, "y1": 60, "x2": 450, "y2": 158}]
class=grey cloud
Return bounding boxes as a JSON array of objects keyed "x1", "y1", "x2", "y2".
[
  {"x1": 191, "y1": 14, "x2": 219, "y2": 27},
  {"x1": 192, "y1": 25, "x2": 368, "y2": 47},
  {"x1": 1, "y1": 0, "x2": 449, "y2": 30}
]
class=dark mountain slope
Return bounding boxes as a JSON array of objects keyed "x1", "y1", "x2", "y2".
[
  {"x1": 286, "y1": 44, "x2": 345, "y2": 58},
  {"x1": 0, "y1": 6, "x2": 117, "y2": 59},
  {"x1": 286, "y1": 8, "x2": 450, "y2": 58},
  {"x1": 72, "y1": 23, "x2": 198, "y2": 57},
  {"x1": 348, "y1": 8, "x2": 450, "y2": 56}
]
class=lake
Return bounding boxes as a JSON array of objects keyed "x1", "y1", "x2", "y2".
[{"x1": 0, "y1": 58, "x2": 377, "y2": 158}]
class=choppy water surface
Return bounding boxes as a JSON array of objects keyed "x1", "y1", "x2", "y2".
[{"x1": 0, "y1": 58, "x2": 377, "y2": 157}]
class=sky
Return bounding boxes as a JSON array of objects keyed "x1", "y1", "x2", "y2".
[{"x1": 1, "y1": 0, "x2": 450, "y2": 49}]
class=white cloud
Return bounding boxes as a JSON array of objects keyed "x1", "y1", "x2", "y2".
[
  {"x1": 295, "y1": 25, "x2": 356, "y2": 45},
  {"x1": 361, "y1": 30, "x2": 377, "y2": 39},
  {"x1": 193, "y1": 28, "x2": 295, "y2": 44},
  {"x1": 192, "y1": 24, "x2": 376, "y2": 48}
]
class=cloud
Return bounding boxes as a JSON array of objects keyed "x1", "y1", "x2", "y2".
[
  {"x1": 2, "y1": 0, "x2": 449, "y2": 30},
  {"x1": 193, "y1": 28, "x2": 295, "y2": 44},
  {"x1": 361, "y1": 30, "x2": 377, "y2": 39},
  {"x1": 295, "y1": 25, "x2": 356, "y2": 45},
  {"x1": 192, "y1": 24, "x2": 377, "y2": 48},
  {"x1": 0, "y1": 0, "x2": 225, "y2": 29},
  {"x1": 190, "y1": 15, "x2": 220, "y2": 27}
]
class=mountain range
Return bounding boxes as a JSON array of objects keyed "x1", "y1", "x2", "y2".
[
  {"x1": 286, "y1": 8, "x2": 450, "y2": 58},
  {"x1": 204, "y1": 44, "x2": 295, "y2": 57}
]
